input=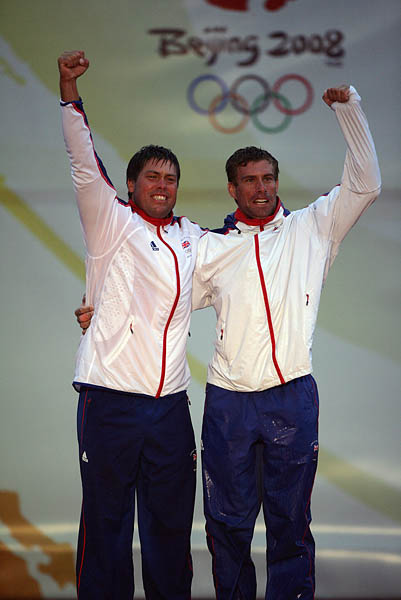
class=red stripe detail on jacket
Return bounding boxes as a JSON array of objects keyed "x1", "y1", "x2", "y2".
[
  {"x1": 155, "y1": 226, "x2": 181, "y2": 398},
  {"x1": 254, "y1": 234, "x2": 285, "y2": 385}
]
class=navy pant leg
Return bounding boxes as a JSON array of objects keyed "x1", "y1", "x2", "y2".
[
  {"x1": 202, "y1": 377, "x2": 319, "y2": 600},
  {"x1": 76, "y1": 388, "x2": 196, "y2": 600},
  {"x1": 202, "y1": 384, "x2": 261, "y2": 600},
  {"x1": 259, "y1": 375, "x2": 319, "y2": 600},
  {"x1": 76, "y1": 387, "x2": 142, "y2": 600},
  {"x1": 137, "y1": 391, "x2": 196, "y2": 600}
]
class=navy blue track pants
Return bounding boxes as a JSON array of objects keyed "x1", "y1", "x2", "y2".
[
  {"x1": 202, "y1": 375, "x2": 319, "y2": 600},
  {"x1": 76, "y1": 386, "x2": 196, "y2": 599}
]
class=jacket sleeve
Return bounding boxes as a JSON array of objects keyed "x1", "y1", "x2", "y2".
[
  {"x1": 61, "y1": 99, "x2": 131, "y2": 257},
  {"x1": 304, "y1": 86, "x2": 381, "y2": 277}
]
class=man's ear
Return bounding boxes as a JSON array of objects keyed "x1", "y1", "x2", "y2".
[
  {"x1": 275, "y1": 177, "x2": 279, "y2": 194},
  {"x1": 227, "y1": 181, "x2": 237, "y2": 201},
  {"x1": 127, "y1": 179, "x2": 135, "y2": 195}
]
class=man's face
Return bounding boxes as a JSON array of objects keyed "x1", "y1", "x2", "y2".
[
  {"x1": 127, "y1": 158, "x2": 178, "y2": 219},
  {"x1": 228, "y1": 160, "x2": 279, "y2": 220}
]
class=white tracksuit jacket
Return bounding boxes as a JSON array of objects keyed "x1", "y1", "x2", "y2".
[
  {"x1": 191, "y1": 87, "x2": 381, "y2": 393},
  {"x1": 61, "y1": 100, "x2": 203, "y2": 397}
]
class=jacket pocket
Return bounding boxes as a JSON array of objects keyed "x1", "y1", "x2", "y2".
[
  {"x1": 103, "y1": 315, "x2": 135, "y2": 367},
  {"x1": 215, "y1": 319, "x2": 226, "y2": 354}
]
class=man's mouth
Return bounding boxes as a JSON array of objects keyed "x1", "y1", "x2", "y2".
[
  {"x1": 152, "y1": 194, "x2": 168, "y2": 201},
  {"x1": 254, "y1": 197, "x2": 270, "y2": 204}
]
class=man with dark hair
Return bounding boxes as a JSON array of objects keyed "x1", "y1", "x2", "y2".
[
  {"x1": 126, "y1": 144, "x2": 181, "y2": 199},
  {"x1": 59, "y1": 50, "x2": 203, "y2": 600},
  {"x1": 191, "y1": 85, "x2": 380, "y2": 599},
  {"x1": 225, "y1": 146, "x2": 279, "y2": 184}
]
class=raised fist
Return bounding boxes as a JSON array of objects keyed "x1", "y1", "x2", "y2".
[
  {"x1": 58, "y1": 50, "x2": 89, "y2": 81},
  {"x1": 322, "y1": 85, "x2": 350, "y2": 107}
]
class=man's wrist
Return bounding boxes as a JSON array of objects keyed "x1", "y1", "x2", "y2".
[{"x1": 59, "y1": 78, "x2": 79, "y2": 102}]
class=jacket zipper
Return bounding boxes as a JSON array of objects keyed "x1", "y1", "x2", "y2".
[
  {"x1": 155, "y1": 226, "x2": 181, "y2": 397},
  {"x1": 254, "y1": 234, "x2": 285, "y2": 385}
]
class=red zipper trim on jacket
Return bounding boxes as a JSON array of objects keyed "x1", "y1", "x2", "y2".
[
  {"x1": 254, "y1": 234, "x2": 285, "y2": 385},
  {"x1": 155, "y1": 226, "x2": 181, "y2": 398}
]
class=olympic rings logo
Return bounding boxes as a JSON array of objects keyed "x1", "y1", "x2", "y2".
[{"x1": 187, "y1": 73, "x2": 314, "y2": 134}]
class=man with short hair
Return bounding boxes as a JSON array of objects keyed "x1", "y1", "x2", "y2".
[
  {"x1": 59, "y1": 50, "x2": 203, "y2": 600},
  {"x1": 191, "y1": 85, "x2": 380, "y2": 598}
]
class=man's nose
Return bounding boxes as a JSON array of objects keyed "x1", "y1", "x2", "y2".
[{"x1": 255, "y1": 178, "x2": 265, "y2": 192}]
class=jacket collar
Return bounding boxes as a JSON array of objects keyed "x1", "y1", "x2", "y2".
[
  {"x1": 234, "y1": 197, "x2": 282, "y2": 228},
  {"x1": 218, "y1": 198, "x2": 288, "y2": 234},
  {"x1": 129, "y1": 200, "x2": 174, "y2": 227}
]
